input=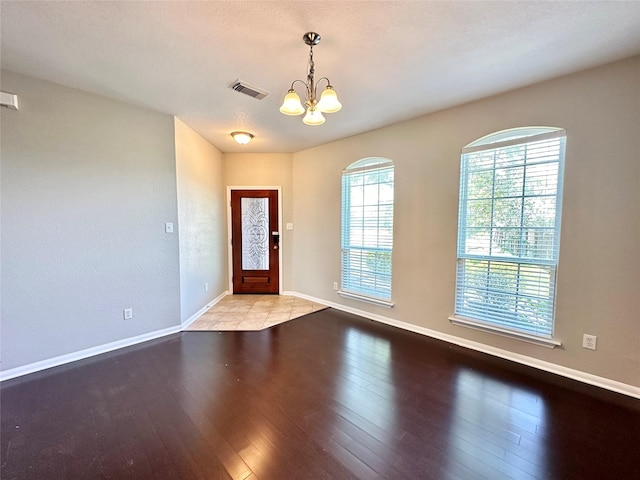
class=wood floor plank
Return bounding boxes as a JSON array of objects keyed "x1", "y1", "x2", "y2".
[{"x1": 2, "y1": 307, "x2": 639, "y2": 479}]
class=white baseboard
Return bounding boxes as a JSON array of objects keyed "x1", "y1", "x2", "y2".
[
  {"x1": 0, "y1": 325, "x2": 182, "y2": 382},
  {"x1": 290, "y1": 291, "x2": 640, "y2": 399},
  {"x1": 1, "y1": 291, "x2": 232, "y2": 382},
  {"x1": 4, "y1": 290, "x2": 638, "y2": 400},
  {"x1": 181, "y1": 291, "x2": 229, "y2": 329}
]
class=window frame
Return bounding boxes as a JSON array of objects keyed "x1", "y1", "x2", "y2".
[
  {"x1": 340, "y1": 157, "x2": 395, "y2": 308},
  {"x1": 450, "y1": 127, "x2": 566, "y2": 347}
]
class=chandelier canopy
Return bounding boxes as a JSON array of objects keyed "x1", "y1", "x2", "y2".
[{"x1": 279, "y1": 32, "x2": 342, "y2": 126}]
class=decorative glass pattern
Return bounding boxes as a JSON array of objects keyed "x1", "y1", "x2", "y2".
[{"x1": 241, "y1": 197, "x2": 269, "y2": 270}]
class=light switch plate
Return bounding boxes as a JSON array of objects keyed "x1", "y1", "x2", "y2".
[{"x1": 165, "y1": 222, "x2": 174, "y2": 233}]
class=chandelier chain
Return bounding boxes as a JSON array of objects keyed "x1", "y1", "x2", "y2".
[{"x1": 307, "y1": 46, "x2": 315, "y2": 107}]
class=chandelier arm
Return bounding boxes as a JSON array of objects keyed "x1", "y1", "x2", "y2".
[
  {"x1": 314, "y1": 76, "x2": 333, "y2": 98},
  {"x1": 315, "y1": 77, "x2": 332, "y2": 87},
  {"x1": 289, "y1": 79, "x2": 309, "y2": 91}
]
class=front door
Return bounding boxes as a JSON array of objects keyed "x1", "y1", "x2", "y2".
[{"x1": 231, "y1": 189, "x2": 279, "y2": 294}]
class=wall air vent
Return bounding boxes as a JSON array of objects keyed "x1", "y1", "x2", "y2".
[
  {"x1": 0, "y1": 91, "x2": 19, "y2": 110},
  {"x1": 229, "y1": 80, "x2": 269, "y2": 100}
]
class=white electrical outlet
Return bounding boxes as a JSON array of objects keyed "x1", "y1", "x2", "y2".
[
  {"x1": 333, "y1": 281, "x2": 338, "y2": 290},
  {"x1": 582, "y1": 334, "x2": 597, "y2": 350},
  {"x1": 204, "y1": 282, "x2": 209, "y2": 292},
  {"x1": 123, "y1": 308, "x2": 133, "y2": 320}
]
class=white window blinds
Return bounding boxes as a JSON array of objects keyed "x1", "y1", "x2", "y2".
[
  {"x1": 455, "y1": 128, "x2": 566, "y2": 337},
  {"x1": 341, "y1": 158, "x2": 394, "y2": 303}
]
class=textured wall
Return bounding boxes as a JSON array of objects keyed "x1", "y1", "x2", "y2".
[
  {"x1": 1, "y1": 71, "x2": 181, "y2": 371},
  {"x1": 291, "y1": 57, "x2": 640, "y2": 387},
  {"x1": 174, "y1": 118, "x2": 227, "y2": 322},
  {"x1": 223, "y1": 153, "x2": 294, "y2": 291}
]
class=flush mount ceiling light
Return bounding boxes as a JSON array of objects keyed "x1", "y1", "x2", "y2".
[
  {"x1": 231, "y1": 131, "x2": 254, "y2": 145},
  {"x1": 279, "y1": 32, "x2": 342, "y2": 126}
]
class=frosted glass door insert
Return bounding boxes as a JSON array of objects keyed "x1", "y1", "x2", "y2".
[
  {"x1": 231, "y1": 189, "x2": 279, "y2": 294},
  {"x1": 241, "y1": 197, "x2": 269, "y2": 270}
]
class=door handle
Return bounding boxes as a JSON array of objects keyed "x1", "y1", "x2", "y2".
[{"x1": 272, "y1": 232, "x2": 280, "y2": 250}]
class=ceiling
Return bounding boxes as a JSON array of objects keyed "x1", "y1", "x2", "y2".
[{"x1": 2, "y1": 1, "x2": 640, "y2": 153}]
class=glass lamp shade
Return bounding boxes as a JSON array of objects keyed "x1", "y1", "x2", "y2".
[
  {"x1": 317, "y1": 86, "x2": 342, "y2": 113},
  {"x1": 279, "y1": 89, "x2": 305, "y2": 115},
  {"x1": 303, "y1": 108, "x2": 326, "y2": 126},
  {"x1": 231, "y1": 131, "x2": 254, "y2": 145}
]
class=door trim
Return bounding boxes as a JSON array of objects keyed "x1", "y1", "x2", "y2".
[{"x1": 226, "y1": 186, "x2": 283, "y2": 294}]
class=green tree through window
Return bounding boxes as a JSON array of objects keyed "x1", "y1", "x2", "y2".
[
  {"x1": 455, "y1": 128, "x2": 566, "y2": 336},
  {"x1": 341, "y1": 158, "x2": 394, "y2": 303}
]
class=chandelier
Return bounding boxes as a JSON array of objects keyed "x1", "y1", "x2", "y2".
[{"x1": 279, "y1": 32, "x2": 342, "y2": 126}]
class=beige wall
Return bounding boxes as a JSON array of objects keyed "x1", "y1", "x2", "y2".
[
  {"x1": 223, "y1": 153, "x2": 294, "y2": 291},
  {"x1": 1, "y1": 71, "x2": 181, "y2": 371},
  {"x1": 175, "y1": 118, "x2": 227, "y2": 322},
  {"x1": 2, "y1": 57, "x2": 637, "y2": 390},
  {"x1": 291, "y1": 56, "x2": 640, "y2": 387}
]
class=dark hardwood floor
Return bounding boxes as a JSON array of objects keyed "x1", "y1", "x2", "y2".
[{"x1": 2, "y1": 308, "x2": 638, "y2": 479}]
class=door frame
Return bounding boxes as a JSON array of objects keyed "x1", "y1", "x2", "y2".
[{"x1": 226, "y1": 186, "x2": 283, "y2": 295}]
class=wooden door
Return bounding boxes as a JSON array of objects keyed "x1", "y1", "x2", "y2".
[{"x1": 231, "y1": 189, "x2": 279, "y2": 294}]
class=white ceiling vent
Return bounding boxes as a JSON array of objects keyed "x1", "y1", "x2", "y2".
[{"x1": 229, "y1": 80, "x2": 269, "y2": 100}]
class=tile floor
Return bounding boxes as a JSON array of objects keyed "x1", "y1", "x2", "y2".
[{"x1": 186, "y1": 294, "x2": 328, "y2": 331}]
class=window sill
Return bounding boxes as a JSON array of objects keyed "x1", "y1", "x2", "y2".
[
  {"x1": 448, "y1": 316, "x2": 561, "y2": 348},
  {"x1": 337, "y1": 290, "x2": 394, "y2": 308}
]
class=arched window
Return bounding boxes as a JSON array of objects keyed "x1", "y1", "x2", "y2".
[
  {"x1": 340, "y1": 157, "x2": 394, "y2": 306},
  {"x1": 452, "y1": 127, "x2": 566, "y2": 344}
]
